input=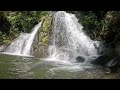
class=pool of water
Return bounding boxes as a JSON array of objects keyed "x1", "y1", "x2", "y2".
[{"x1": 0, "y1": 53, "x2": 119, "y2": 79}]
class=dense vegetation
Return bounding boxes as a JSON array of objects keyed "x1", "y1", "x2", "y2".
[
  {"x1": 1, "y1": 11, "x2": 120, "y2": 45},
  {"x1": 0, "y1": 11, "x2": 49, "y2": 45},
  {"x1": 69, "y1": 11, "x2": 120, "y2": 44}
]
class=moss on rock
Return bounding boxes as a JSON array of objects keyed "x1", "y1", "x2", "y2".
[{"x1": 32, "y1": 14, "x2": 52, "y2": 58}]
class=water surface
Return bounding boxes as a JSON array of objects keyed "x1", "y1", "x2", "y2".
[{"x1": 0, "y1": 53, "x2": 119, "y2": 79}]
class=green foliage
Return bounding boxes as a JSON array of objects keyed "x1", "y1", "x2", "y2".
[
  {"x1": 42, "y1": 15, "x2": 52, "y2": 32},
  {"x1": 0, "y1": 11, "x2": 49, "y2": 45},
  {"x1": 78, "y1": 11, "x2": 103, "y2": 40},
  {"x1": 74, "y1": 11, "x2": 120, "y2": 43},
  {"x1": 1, "y1": 11, "x2": 120, "y2": 45},
  {"x1": 4, "y1": 11, "x2": 49, "y2": 33},
  {"x1": 40, "y1": 15, "x2": 52, "y2": 45},
  {"x1": 81, "y1": 12, "x2": 98, "y2": 29},
  {"x1": 70, "y1": 11, "x2": 120, "y2": 42},
  {"x1": 41, "y1": 36, "x2": 48, "y2": 45},
  {"x1": 100, "y1": 11, "x2": 120, "y2": 43}
]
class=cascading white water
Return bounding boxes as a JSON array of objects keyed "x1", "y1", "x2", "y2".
[
  {"x1": 48, "y1": 11, "x2": 99, "y2": 62},
  {"x1": 2, "y1": 11, "x2": 99, "y2": 63},
  {"x1": 22, "y1": 22, "x2": 42, "y2": 55},
  {"x1": 4, "y1": 22, "x2": 42, "y2": 56}
]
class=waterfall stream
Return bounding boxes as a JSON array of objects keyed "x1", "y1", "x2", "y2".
[
  {"x1": 2, "y1": 11, "x2": 99, "y2": 62},
  {"x1": 3, "y1": 22, "x2": 42, "y2": 56},
  {"x1": 47, "y1": 11, "x2": 99, "y2": 62}
]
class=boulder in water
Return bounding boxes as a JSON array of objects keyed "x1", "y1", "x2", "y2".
[
  {"x1": 105, "y1": 56, "x2": 120, "y2": 72},
  {"x1": 91, "y1": 51, "x2": 120, "y2": 72},
  {"x1": 91, "y1": 54, "x2": 109, "y2": 65},
  {"x1": 91, "y1": 51, "x2": 119, "y2": 65},
  {"x1": 76, "y1": 56, "x2": 85, "y2": 63}
]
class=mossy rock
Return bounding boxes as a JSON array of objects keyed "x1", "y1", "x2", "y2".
[
  {"x1": 32, "y1": 15, "x2": 52, "y2": 58},
  {"x1": 41, "y1": 36, "x2": 48, "y2": 45}
]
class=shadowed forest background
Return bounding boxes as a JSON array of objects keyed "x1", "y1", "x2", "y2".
[{"x1": 1, "y1": 11, "x2": 120, "y2": 45}]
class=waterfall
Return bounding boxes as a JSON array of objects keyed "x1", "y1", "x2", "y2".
[
  {"x1": 48, "y1": 11, "x2": 99, "y2": 62},
  {"x1": 2, "y1": 11, "x2": 99, "y2": 63},
  {"x1": 4, "y1": 22, "x2": 42, "y2": 56}
]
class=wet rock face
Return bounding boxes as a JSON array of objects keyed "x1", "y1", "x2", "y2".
[
  {"x1": 32, "y1": 31, "x2": 49, "y2": 58},
  {"x1": 76, "y1": 56, "x2": 85, "y2": 63},
  {"x1": 105, "y1": 56, "x2": 120, "y2": 72},
  {"x1": 91, "y1": 51, "x2": 120, "y2": 72},
  {"x1": 31, "y1": 15, "x2": 52, "y2": 58},
  {"x1": 0, "y1": 45, "x2": 7, "y2": 52},
  {"x1": 91, "y1": 54, "x2": 109, "y2": 66}
]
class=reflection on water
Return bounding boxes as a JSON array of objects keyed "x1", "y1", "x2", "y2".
[{"x1": 0, "y1": 53, "x2": 120, "y2": 79}]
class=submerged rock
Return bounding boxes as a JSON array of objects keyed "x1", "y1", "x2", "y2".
[{"x1": 76, "y1": 56, "x2": 85, "y2": 63}]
